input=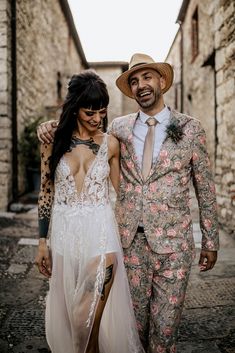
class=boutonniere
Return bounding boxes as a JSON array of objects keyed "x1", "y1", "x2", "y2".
[{"x1": 166, "y1": 120, "x2": 184, "y2": 143}]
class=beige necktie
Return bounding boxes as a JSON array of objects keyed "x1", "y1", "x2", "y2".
[{"x1": 142, "y1": 117, "x2": 157, "y2": 181}]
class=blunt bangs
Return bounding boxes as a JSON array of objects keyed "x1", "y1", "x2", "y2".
[{"x1": 78, "y1": 82, "x2": 109, "y2": 110}]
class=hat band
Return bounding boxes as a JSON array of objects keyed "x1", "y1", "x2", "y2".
[{"x1": 130, "y1": 62, "x2": 148, "y2": 69}]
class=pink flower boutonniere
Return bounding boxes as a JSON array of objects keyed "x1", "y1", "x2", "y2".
[{"x1": 166, "y1": 120, "x2": 184, "y2": 143}]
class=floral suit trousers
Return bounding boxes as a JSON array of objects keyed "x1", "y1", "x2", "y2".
[{"x1": 123, "y1": 231, "x2": 194, "y2": 353}]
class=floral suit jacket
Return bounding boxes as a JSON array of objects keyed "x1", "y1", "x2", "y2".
[{"x1": 109, "y1": 109, "x2": 219, "y2": 254}]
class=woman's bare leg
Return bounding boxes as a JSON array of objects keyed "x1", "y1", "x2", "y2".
[{"x1": 86, "y1": 253, "x2": 116, "y2": 353}]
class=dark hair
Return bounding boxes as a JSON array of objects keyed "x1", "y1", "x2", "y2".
[{"x1": 50, "y1": 70, "x2": 109, "y2": 180}]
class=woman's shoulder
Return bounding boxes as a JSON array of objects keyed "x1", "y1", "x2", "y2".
[
  {"x1": 107, "y1": 133, "x2": 119, "y2": 146},
  {"x1": 107, "y1": 134, "x2": 119, "y2": 155}
]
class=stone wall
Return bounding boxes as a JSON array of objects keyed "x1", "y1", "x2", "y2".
[
  {"x1": 181, "y1": 0, "x2": 216, "y2": 171},
  {"x1": 165, "y1": 29, "x2": 182, "y2": 111},
  {"x1": 0, "y1": 0, "x2": 87, "y2": 210},
  {"x1": 0, "y1": 0, "x2": 138, "y2": 211},
  {"x1": 166, "y1": 0, "x2": 235, "y2": 234},
  {"x1": 214, "y1": 0, "x2": 235, "y2": 234},
  {"x1": 0, "y1": 0, "x2": 12, "y2": 211},
  {"x1": 16, "y1": 0, "x2": 85, "y2": 134},
  {"x1": 166, "y1": 2, "x2": 216, "y2": 170}
]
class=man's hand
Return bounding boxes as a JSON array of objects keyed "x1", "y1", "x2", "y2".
[
  {"x1": 35, "y1": 239, "x2": 52, "y2": 278},
  {"x1": 199, "y1": 250, "x2": 217, "y2": 271},
  {"x1": 37, "y1": 120, "x2": 58, "y2": 144}
]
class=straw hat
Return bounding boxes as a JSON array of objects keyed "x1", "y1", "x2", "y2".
[{"x1": 116, "y1": 53, "x2": 174, "y2": 98}]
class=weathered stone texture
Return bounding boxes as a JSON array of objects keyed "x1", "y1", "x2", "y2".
[
  {"x1": 182, "y1": 0, "x2": 216, "y2": 170},
  {"x1": 0, "y1": 0, "x2": 11, "y2": 211},
  {"x1": 215, "y1": 0, "x2": 235, "y2": 234},
  {"x1": 165, "y1": 29, "x2": 182, "y2": 111},
  {"x1": 0, "y1": 31, "x2": 6, "y2": 46},
  {"x1": 0, "y1": 0, "x2": 6, "y2": 10},
  {"x1": 0, "y1": 72, "x2": 7, "y2": 90},
  {"x1": 166, "y1": 0, "x2": 235, "y2": 234},
  {"x1": 0, "y1": 0, "x2": 87, "y2": 210},
  {"x1": 1, "y1": 1, "x2": 139, "y2": 211},
  {"x1": 15, "y1": 0, "x2": 86, "y2": 198},
  {"x1": 16, "y1": 0, "x2": 84, "y2": 135}
]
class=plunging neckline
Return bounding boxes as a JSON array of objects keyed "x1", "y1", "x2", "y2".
[{"x1": 61, "y1": 134, "x2": 107, "y2": 197}]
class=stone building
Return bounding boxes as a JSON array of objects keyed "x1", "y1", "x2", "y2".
[
  {"x1": 0, "y1": 0, "x2": 133, "y2": 211},
  {"x1": 165, "y1": 0, "x2": 235, "y2": 234},
  {"x1": 0, "y1": 0, "x2": 89, "y2": 210}
]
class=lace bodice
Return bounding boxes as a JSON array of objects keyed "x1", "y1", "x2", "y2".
[{"x1": 54, "y1": 134, "x2": 110, "y2": 207}]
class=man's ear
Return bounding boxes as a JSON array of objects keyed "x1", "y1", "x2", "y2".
[{"x1": 160, "y1": 76, "x2": 166, "y2": 91}]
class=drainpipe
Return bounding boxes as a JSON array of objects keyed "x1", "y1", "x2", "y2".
[
  {"x1": 179, "y1": 22, "x2": 184, "y2": 113},
  {"x1": 213, "y1": 56, "x2": 218, "y2": 166},
  {"x1": 11, "y1": 0, "x2": 18, "y2": 202}
]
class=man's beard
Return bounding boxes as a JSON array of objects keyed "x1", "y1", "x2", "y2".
[{"x1": 137, "y1": 87, "x2": 162, "y2": 110}]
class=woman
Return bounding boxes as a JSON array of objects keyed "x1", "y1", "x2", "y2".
[{"x1": 35, "y1": 71, "x2": 144, "y2": 353}]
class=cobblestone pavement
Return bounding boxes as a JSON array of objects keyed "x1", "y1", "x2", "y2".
[{"x1": 0, "y1": 202, "x2": 235, "y2": 353}]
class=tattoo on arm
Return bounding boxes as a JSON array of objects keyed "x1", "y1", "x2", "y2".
[
  {"x1": 38, "y1": 215, "x2": 50, "y2": 238},
  {"x1": 38, "y1": 146, "x2": 54, "y2": 238}
]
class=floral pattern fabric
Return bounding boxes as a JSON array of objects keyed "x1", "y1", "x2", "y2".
[
  {"x1": 108, "y1": 109, "x2": 219, "y2": 254},
  {"x1": 124, "y1": 231, "x2": 193, "y2": 353},
  {"x1": 108, "y1": 108, "x2": 219, "y2": 353}
]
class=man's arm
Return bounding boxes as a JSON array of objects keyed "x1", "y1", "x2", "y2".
[
  {"x1": 191, "y1": 122, "x2": 219, "y2": 271},
  {"x1": 37, "y1": 120, "x2": 58, "y2": 144}
]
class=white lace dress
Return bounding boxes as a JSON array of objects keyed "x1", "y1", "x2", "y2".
[{"x1": 46, "y1": 134, "x2": 144, "y2": 353}]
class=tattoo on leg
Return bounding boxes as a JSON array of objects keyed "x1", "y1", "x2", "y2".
[
  {"x1": 85, "y1": 277, "x2": 96, "y2": 293},
  {"x1": 101, "y1": 264, "x2": 113, "y2": 301}
]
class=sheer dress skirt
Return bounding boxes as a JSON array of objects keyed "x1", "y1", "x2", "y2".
[{"x1": 45, "y1": 202, "x2": 144, "y2": 353}]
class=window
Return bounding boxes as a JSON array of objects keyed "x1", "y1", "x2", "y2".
[{"x1": 191, "y1": 7, "x2": 199, "y2": 61}]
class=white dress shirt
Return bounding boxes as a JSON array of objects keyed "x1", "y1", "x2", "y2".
[{"x1": 133, "y1": 105, "x2": 171, "y2": 168}]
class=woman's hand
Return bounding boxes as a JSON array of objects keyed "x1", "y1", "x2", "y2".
[{"x1": 35, "y1": 238, "x2": 52, "y2": 278}]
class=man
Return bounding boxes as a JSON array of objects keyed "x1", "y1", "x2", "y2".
[{"x1": 37, "y1": 53, "x2": 219, "y2": 353}]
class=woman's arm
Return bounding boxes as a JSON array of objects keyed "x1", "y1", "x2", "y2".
[
  {"x1": 35, "y1": 143, "x2": 54, "y2": 278},
  {"x1": 108, "y1": 135, "x2": 120, "y2": 194}
]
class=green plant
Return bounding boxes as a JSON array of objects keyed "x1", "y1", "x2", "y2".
[{"x1": 19, "y1": 116, "x2": 46, "y2": 170}]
